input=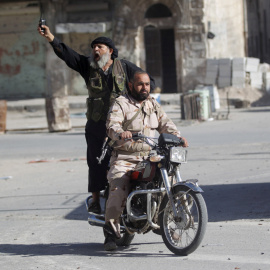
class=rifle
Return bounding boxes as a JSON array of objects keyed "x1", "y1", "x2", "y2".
[{"x1": 96, "y1": 137, "x2": 112, "y2": 164}]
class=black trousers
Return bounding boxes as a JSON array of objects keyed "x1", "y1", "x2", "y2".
[{"x1": 85, "y1": 119, "x2": 110, "y2": 192}]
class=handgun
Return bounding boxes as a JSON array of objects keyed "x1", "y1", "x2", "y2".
[{"x1": 39, "y1": 16, "x2": 46, "y2": 33}]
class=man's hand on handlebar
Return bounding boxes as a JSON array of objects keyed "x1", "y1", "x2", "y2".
[
  {"x1": 179, "y1": 137, "x2": 189, "y2": 148},
  {"x1": 119, "y1": 131, "x2": 133, "y2": 140}
]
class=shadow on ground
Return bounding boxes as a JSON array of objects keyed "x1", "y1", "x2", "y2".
[
  {"x1": 202, "y1": 182, "x2": 270, "y2": 222},
  {"x1": 65, "y1": 183, "x2": 270, "y2": 223},
  {"x1": 0, "y1": 242, "x2": 170, "y2": 258},
  {"x1": 251, "y1": 92, "x2": 270, "y2": 107}
]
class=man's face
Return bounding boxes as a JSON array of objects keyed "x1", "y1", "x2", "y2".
[
  {"x1": 92, "y1": 43, "x2": 112, "y2": 62},
  {"x1": 129, "y1": 73, "x2": 150, "y2": 101}
]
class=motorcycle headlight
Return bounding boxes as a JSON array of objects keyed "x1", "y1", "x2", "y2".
[{"x1": 170, "y1": 147, "x2": 187, "y2": 163}]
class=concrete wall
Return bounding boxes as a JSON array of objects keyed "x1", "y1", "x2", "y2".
[
  {"x1": 0, "y1": 2, "x2": 46, "y2": 99},
  {"x1": 204, "y1": 0, "x2": 246, "y2": 58}
]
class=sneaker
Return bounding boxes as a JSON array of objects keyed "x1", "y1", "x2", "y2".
[
  {"x1": 104, "y1": 235, "x2": 117, "y2": 251},
  {"x1": 87, "y1": 201, "x2": 101, "y2": 214}
]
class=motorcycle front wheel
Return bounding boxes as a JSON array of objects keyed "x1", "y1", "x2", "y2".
[{"x1": 159, "y1": 186, "x2": 208, "y2": 256}]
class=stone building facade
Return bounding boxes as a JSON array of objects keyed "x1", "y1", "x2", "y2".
[{"x1": 0, "y1": 0, "x2": 269, "y2": 99}]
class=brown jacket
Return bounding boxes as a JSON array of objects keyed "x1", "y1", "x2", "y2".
[{"x1": 106, "y1": 93, "x2": 180, "y2": 153}]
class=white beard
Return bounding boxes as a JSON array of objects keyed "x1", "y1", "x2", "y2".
[{"x1": 90, "y1": 50, "x2": 111, "y2": 69}]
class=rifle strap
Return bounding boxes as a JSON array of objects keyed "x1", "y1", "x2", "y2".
[{"x1": 123, "y1": 101, "x2": 145, "y2": 131}]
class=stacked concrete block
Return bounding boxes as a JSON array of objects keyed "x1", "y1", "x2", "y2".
[
  {"x1": 264, "y1": 72, "x2": 270, "y2": 93},
  {"x1": 232, "y1": 58, "x2": 246, "y2": 87},
  {"x1": 217, "y1": 58, "x2": 231, "y2": 88},
  {"x1": 246, "y1": 57, "x2": 262, "y2": 89},
  {"x1": 245, "y1": 57, "x2": 260, "y2": 72},
  {"x1": 259, "y1": 64, "x2": 270, "y2": 92},
  {"x1": 205, "y1": 59, "x2": 218, "y2": 85},
  {"x1": 258, "y1": 63, "x2": 270, "y2": 73},
  {"x1": 249, "y1": 71, "x2": 263, "y2": 89}
]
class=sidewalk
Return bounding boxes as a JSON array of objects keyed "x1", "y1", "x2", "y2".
[
  {"x1": 6, "y1": 96, "x2": 88, "y2": 132},
  {"x1": 5, "y1": 95, "x2": 190, "y2": 132}
]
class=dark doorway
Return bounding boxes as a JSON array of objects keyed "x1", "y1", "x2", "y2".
[
  {"x1": 246, "y1": 0, "x2": 270, "y2": 64},
  {"x1": 144, "y1": 26, "x2": 177, "y2": 93},
  {"x1": 160, "y1": 29, "x2": 177, "y2": 93}
]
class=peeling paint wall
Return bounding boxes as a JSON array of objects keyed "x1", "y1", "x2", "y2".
[{"x1": 0, "y1": 2, "x2": 46, "y2": 99}]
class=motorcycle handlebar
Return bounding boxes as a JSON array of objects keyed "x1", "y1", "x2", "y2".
[
  {"x1": 118, "y1": 132, "x2": 143, "y2": 141},
  {"x1": 132, "y1": 133, "x2": 143, "y2": 139},
  {"x1": 123, "y1": 133, "x2": 185, "y2": 147},
  {"x1": 178, "y1": 138, "x2": 185, "y2": 146}
]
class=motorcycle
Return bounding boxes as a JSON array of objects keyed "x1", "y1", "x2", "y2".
[{"x1": 85, "y1": 133, "x2": 208, "y2": 256}]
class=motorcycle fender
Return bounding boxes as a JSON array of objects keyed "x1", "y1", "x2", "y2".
[{"x1": 172, "y1": 180, "x2": 204, "y2": 193}]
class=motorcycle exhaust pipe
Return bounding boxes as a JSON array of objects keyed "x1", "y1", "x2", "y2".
[
  {"x1": 85, "y1": 195, "x2": 106, "y2": 227},
  {"x1": 85, "y1": 196, "x2": 126, "y2": 231},
  {"x1": 88, "y1": 213, "x2": 105, "y2": 227},
  {"x1": 87, "y1": 213, "x2": 127, "y2": 231}
]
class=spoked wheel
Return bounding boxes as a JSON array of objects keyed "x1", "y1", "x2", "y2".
[{"x1": 159, "y1": 186, "x2": 208, "y2": 256}]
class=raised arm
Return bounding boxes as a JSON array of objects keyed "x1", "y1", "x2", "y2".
[
  {"x1": 37, "y1": 24, "x2": 54, "y2": 42},
  {"x1": 37, "y1": 24, "x2": 89, "y2": 77}
]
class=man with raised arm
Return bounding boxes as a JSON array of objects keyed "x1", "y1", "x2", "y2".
[{"x1": 38, "y1": 25, "x2": 155, "y2": 214}]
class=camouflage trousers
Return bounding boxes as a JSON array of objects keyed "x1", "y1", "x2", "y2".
[{"x1": 105, "y1": 152, "x2": 145, "y2": 222}]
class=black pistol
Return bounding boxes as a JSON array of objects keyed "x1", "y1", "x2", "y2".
[{"x1": 39, "y1": 16, "x2": 46, "y2": 33}]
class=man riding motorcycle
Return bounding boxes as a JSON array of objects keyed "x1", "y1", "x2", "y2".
[{"x1": 104, "y1": 70, "x2": 188, "y2": 251}]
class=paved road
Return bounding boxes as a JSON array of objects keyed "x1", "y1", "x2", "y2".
[{"x1": 0, "y1": 106, "x2": 270, "y2": 270}]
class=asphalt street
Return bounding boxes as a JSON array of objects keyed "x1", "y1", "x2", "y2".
[{"x1": 0, "y1": 105, "x2": 270, "y2": 270}]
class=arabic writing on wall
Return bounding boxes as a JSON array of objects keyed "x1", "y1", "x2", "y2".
[{"x1": 0, "y1": 41, "x2": 39, "y2": 76}]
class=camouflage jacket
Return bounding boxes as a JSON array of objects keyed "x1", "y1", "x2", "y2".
[{"x1": 106, "y1": 93, "x2": 181, "y2": 153}]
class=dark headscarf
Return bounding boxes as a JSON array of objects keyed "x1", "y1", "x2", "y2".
[{"x1": 91, "y1": 37, "x2": 118, "y2": 59}]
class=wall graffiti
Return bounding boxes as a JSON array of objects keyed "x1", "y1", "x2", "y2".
[{"x1": 0, "y1": 41, "x2": 39, "y2": 76}]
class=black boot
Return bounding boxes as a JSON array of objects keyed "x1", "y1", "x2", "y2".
[
  {"x1": 103, "y1": 222, "x2": 120, "y2": 251},
  {"x1": 87, "y1": 201, "x2": 101, "y2": 214},
  {"x1": 104, "y1": 235, "x2": 117, "y2": 251}
]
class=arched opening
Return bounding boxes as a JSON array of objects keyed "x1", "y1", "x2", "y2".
[{"x1": 145, "y1": 3, "x2": 172, "y2": 18}]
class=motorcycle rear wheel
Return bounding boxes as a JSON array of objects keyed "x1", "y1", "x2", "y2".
[
  {"x1": 116, "y1": 232, "x2": 135, "y2": 247},
  {"x1": 159, "y1": 186, "x2": 207, "y2": 256}
]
